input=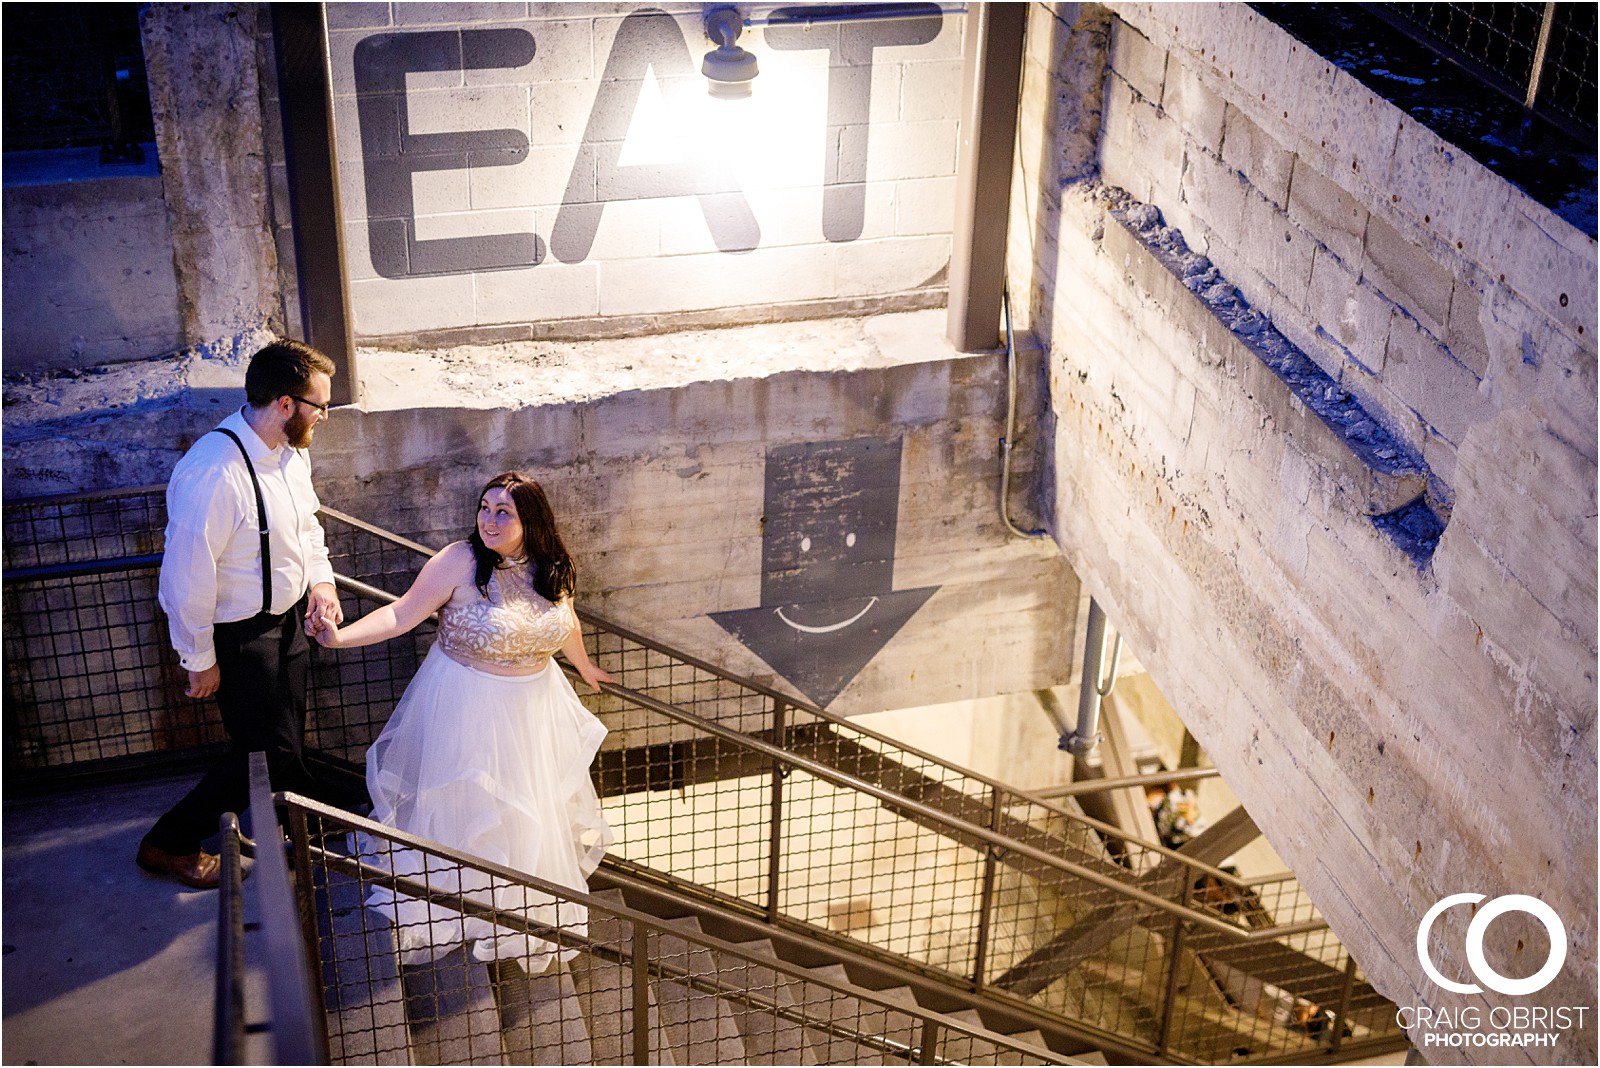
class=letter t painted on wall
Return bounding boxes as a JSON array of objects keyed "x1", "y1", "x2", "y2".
[{"x1": 765, "y1": 4, "x2": 943, "y2": 242}]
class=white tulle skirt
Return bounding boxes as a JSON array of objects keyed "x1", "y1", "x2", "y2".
[{"x1": 359, "y1": 645, "x2": 612, "y2": 970}]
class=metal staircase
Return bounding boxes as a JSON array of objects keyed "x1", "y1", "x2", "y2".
[
  {"x1": 292, "y1": 794, "x2": 1076, "y2": 1066},
  {"x1": 1, "y1": 487, "x2": 1411, "y2": 1064}
]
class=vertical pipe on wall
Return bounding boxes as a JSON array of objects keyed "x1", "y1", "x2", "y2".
[
  {"x1": 1061, "y1": 598, "x2": 1108, "y2": 756},
  {"x1": 946, "y1": 2, "x2": 1026, "y2": 353},
  {"x1": 271, "y1": 4, "x2": 359, "y2": 406}
]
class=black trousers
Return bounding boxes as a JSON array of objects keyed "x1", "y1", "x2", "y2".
[{"x1": 147, "y1": 596, "x2": 356, "y2": 853}]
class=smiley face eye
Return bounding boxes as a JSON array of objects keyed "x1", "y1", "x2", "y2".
[
  {"x1": 800, "y1": 536, "x2": 812, "y2": 552},
  {"x1": 846, "y1": 532, "x2": 856, "y2": 547}
]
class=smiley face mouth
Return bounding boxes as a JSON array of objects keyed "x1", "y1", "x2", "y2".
[{"x1": 774, "y1": 597, "x2": 878, "y2": 634}]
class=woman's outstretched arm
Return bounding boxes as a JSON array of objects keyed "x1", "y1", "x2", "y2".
[
  {"x1": 560, "y1": 603, "x2": 615, "y2": 692},
  {"x1": 313, "y1": 542, "x2": 471, "y2": 649}
]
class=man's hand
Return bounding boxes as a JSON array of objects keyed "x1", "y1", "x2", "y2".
[
  {"x1": 306, "y1": 581, "x2": 343, "y2": 636},
  {"x1": 187, "y1": 664, "x2": 221, "y2": 699}
]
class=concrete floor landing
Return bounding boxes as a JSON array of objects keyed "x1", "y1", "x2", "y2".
[{"x1": 3, "y1": 774, "x2": 218, "y2": 1066}]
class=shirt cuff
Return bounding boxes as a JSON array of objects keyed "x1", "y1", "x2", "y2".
[
  {"x1": 307, "y1": 565, "x2": 337, "y2": 592},
  {"x1": 179, "y1": 647, "x2": 218, "y2": 673}
]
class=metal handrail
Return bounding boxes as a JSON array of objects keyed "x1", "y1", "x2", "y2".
[
  {"x1": 0, "y1": 537, "x2": 1235, "y2": 886},
  {"x1": 1, "y1": 553, "x2": 164, "y2": 584},
  {"x1": 214, "y1": 812, "x2": 247, "y2": 1066},
  {"x1": 0, "y1": 483, "x2": 167, "y2": 507},
  {"x1": 328, "y1": 567, "x2": 1315, "y2": 941},
  {"x1": 318, "y1": 510, "x2": 1292, "y2": 889},
  {"x1": 0, "y1": 485, "x2": 1248, "y2": 879},
  {"x1": 602, "y1": 675, "x2": 1325, "y2": 942},
  {"x1": 284, "y1": 793, "x2": 1076, "y2": 1066},
  {"x1": 1032, "y1": 766, "x2": 1221, "y2": 798},
  {"x1": 322, "y1": 504, "x2": 1092, "y2": 822},
  {"x1": 248, "y1": 755, "x2": 328, "y2": 1065}
]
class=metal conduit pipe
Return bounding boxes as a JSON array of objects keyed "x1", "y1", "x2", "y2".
[
  {"x1": 1060, "y1": 597, "x2": 1123, "y2": 756},
  {"x1": 1000, "y1": 287, "x2": 1050, "y2": 540}
]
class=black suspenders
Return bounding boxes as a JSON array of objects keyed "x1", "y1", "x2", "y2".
[{"x1": 211, "y1": 428, "x2": 273, "y2": 615}]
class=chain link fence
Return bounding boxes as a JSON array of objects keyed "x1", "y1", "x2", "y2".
[
  {"x1": 2, "y1": 2, "x2": 154, "y2": 156},
  {"x1": 1384, "y1": 2, "x2": 1597, "y2": 133}
]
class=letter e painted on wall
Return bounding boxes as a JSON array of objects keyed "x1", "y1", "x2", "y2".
[{"x1": 354, "y1": 29, "x2": 541, "y2": 278}]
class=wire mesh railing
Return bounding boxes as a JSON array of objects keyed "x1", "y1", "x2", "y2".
[
  {"x1": 287, "y1": 792, "x2": 1075, "y2": 1066},
  {"x1": 3, "y1": 487, "x2": 220, "y2": 776},
  {"x1": 2, "y1": 487, "x2": 1409, "y2": 1063},
  {"x1": 1381, "y1": 1, "x2": 1598, "y2": 133},
  {"x1": 0, "y1": 489, "x2": 429, "y2": 784}
]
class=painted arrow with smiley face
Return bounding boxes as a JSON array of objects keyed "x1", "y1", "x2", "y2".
[{"x1": 711, "y1": 436, "x2": 939, "y2": 708}]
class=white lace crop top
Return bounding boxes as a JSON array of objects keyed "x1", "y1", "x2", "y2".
[{"x1": 436, "y1": 565, "x2": 575, "y2": 668}]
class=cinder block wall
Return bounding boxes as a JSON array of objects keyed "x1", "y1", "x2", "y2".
[
  {"x1": 291, "y1": 2, "x2": 965, "y2": 346},
  {"x1": 310, "y1": 353, "x2": 1076, "y2": 717},
  {"x1": 1013, "y1": 3, "x2": 1596, "y2": 1059}
]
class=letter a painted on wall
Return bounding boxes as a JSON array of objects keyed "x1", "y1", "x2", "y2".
[
  {"x1": 712, "y1": 437, "x2": 938, "y2": 707},
  {"x1": 550, "y1": 10, "x2": 759, "y2": 262},
  {"x1": 354, "y1": 30, "x2": 542, "y2": 278}
]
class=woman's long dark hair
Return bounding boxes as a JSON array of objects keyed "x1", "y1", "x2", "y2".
[{"x1": 467, "y1": 471, "x2": 576, "y2": 602}]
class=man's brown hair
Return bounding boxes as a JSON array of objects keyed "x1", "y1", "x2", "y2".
[{"x1": 244, "y1": 338, "x2": 336, "y2": 408}]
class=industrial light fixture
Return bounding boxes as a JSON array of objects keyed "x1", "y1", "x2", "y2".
[{"x1": 702, "y1": 5, "x2": 757, "y2": 98}]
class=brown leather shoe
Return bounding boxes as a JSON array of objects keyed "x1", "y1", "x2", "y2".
[{"x1": 136, "y1": 836, "x2": 221, "y2": 890}]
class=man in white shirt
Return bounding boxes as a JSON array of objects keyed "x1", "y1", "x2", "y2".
[{"x1": 137, "y1": 339, "x2": 347, "y2": 889}]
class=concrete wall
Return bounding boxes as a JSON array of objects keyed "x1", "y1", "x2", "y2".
[
  {"x1": 0, "y1": 3, "x2": 284, "y2": 376},
  {"x1": 1, "y1": 156, "x2": 185, "y2": 373},
  {"x1": 314, "y1": 2, "x2": 964, "y2": 345},
  {"x1": 309, "y1": 346, "x2": 1074, "y2": 715},
  {"x1": 1013, "y1": 3, "x2": 1596, "y2": 1061}
]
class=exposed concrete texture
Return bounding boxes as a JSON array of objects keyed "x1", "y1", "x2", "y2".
[
  {"x1": 1, "y1": 154, "x2": 185, "y2": 374},
  {"x1": 1106, "y1": 2, "x2": 1597, "y2": 489},
  {"x1": 1017, "y1": 4, "x2": 1596, "y2": 1062},
  {"x1": 141, "y1": 3, "x2": 282, "y2": 347},
  {"x1": 2, "y1": 777, "x2": 222, "y2": 1065},
  {"x1": 2, "y1": 310, "x2": 1072, "y2": 720},
  {"x1": 2, "y1": 326, "x2": 276, "y2": 496},
  {"x1": 314, "y1": 315, "x2": 1072, "y2": 717},
  {"x1": 351, "y1": 311, "x2": 966, "y2": 409}
]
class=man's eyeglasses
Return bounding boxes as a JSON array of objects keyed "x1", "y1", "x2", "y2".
[{"x1": 288, "y1": 395, "x2": 331, "y2": 415}]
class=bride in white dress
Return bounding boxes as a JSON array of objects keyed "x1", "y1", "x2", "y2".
[{"x1": 312, "y1": 471, "x2": 614, "y2": 968}]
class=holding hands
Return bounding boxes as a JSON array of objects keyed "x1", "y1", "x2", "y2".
[
  {"x1": 304, "y1": 581, "x2": 344, "y2": 644},
  {"x1": 309, "y1": 616, "x2": 345, "y2": 647}
]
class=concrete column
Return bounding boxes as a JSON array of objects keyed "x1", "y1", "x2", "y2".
[
  {"x1": 947, "y1": 2, "x2": 1026, "y2": 353},
  {"x1": 141, "y1": 3, "x2": 281, "y2": 349}
]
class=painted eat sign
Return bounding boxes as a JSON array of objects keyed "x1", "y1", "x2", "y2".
[{"x1": 352, "y1": 5, "x2": 944, "y2": 279}]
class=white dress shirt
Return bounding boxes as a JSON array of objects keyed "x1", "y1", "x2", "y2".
[{"x1": 159, "y1": 408, "x2": 336, "y2": 672}]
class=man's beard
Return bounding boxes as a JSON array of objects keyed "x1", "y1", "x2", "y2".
[{"x1": 285, "y1": 410, "x2": 317, "y2": 449}]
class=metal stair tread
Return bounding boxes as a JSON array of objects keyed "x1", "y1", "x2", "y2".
[{"x1": 653, "y1": 915, "x2": 748, "y2": 1065}]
